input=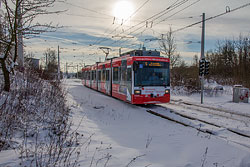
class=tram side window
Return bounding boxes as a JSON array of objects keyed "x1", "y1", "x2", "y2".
[
  {"x1": 88, "y1": 71, "x2": 90, "y2": 80},
  {"x1": 98, "y1": 71, "x2": 101, "y2": 81},
  {"x1": 102, "y1": 69, "x2": 106, "y2": 81},
  {"x1": 83, "y1": 72, "x2": 85, "y2": 80},
  {"x1": 91, "y1": 71, "x2": 93, "y2": 80},
  {"x1": 118, "y1": 67, "x2": 121, "y2": 82},
  {"x1": 121, "y1": 68, "x2": 126, "y2": 82},
  {"x1": 121, "y1": 60, "x2": 127, "y2": 82},
  {"x1": 106, "y1": 70, "x2": 110, "y2": 81},
  {"x1": 94, "y1": 71, "x2": 96, "y2": 80},
  {"x1": 80, "y1": 71, "x2": 85, "y2": 79},
  {"x1": 113, "y1": 67, "x2": 119, "y2": 82},
  {"x1": 127, "y1": 68, "x2": 131, "y2": 81},
  {"x1": 82, "y1": 72, "x2": 85, "y2": 79}
]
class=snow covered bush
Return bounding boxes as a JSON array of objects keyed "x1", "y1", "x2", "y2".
[{"x1": 0, "y1": 68, "x2": 80, "y2": 166}]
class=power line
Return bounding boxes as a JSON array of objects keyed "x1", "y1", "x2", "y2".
[
  {"x1": 91, "y1": 0, "x2": 152, "y2": 46},
  {"x1": 141, "y1": 0, "x2": 201, "y2": 46},
  {"x1": 118, "y1": 1, "x2": 250, "y2": 50},
  {"x1": 164, "y1": 15, "x2": 201, "y2": 21},
  {"x1": 59, "y1": 1, "x2": 113, "y2": 18},
  {"x1": 92, "y1": 0, "x2": 189, "y2": 47},
  {"x1": 59, "y1": 0, "x2": 198, "y2": 53},
  {"x1": 145, "y1": 0, "x2": 189, "y2": 25},
  {"x1": 156, "y1": 0, "x2": 201, "y2": 26},
  {"x1": 106, "y1": 0, "x2": 190, "y2": 47},
  {"x1": 128, "y1": 0, "x2": 192, "y2": 36},
  {"x1": 110, "y1": 0, "x2": 198, "y2": 48},
  {"x1": 173, "y1": 2, "x2": 250, "y2": 33},
  {"x1": 63, "y1": 13, "x2": 110, "y2": 20},
  {"x1": 129, "y1": 0, "x2": 151, "y2": 19},
  {"x1": 122, "y1": 0, "x2": 189, "y2": 36}
]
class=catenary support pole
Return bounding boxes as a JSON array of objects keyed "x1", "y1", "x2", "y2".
[
  {"x1": 58, "y1": 45, "x2": 60, "y2": 80},
  {"x1": 200, "y1": 13, "x2": 205, "y2": 104}
]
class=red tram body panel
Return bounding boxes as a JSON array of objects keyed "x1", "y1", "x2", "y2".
[{"x1": 82, "y1": 48, "x2": 170, "y2": 104}]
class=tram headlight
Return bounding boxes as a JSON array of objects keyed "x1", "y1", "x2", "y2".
[
  {"x1": 165, "y1": 89, "x2": 170, "y2": 94},
  {"x1": 134, "y1": 90, "x2": 141, "y2": 95}
]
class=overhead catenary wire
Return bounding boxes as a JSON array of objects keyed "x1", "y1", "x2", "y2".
[
  {"x1": 156, "y1": 0, "x2": 201, "y2": 26},
  {"x1": 57, "y1": 1, "x2": 118, "y2": 51},
  {"x1": 63, "y1": 13, "x2": 110, "y2": 20},
  {"x1": 88, "y1": 0, "x2": 189, "y2": 54},
  {"x1": 92, "y1": 0, "x2": 189, "y2": 47},
  {"x1": 114, "y1": 0, "x2": 189, "y2": 38},
  {"x1": 172, "y1": 2, "x2": 250, "y2": 33},
  {"x1": 53, "y1": 1, "x2": 250, "y2": 60},
  {"x1": 140, "y1": 0, "x2": 202, "y2": 45},
  {"x1": 51, "y1": 0, "x2": 200, "y2": 56},
  {"x1": 129, "y1": 0, "x2": 151, "y2": 20},
  {"x1": 105, "y1": 0, "x2": 191, "y2": 48},
  {"x1": 114, "y1": 1, "x2": 250, "y2": 50},
  {"x1": 128, "y1": 0, "x2": 193, "y2": 36},
  {"x1": 143, "y1": 0, "x2": 189, "y2": 26},
  {"x1": 110, "y1": 0, "x2": 199, "y2": 48},
  {"x1": 91, "y1": 0, "x2": 152, "y2": 46},
  {"x1": 164, "y1": 15, "x2": 201, "y2": 21},
  {"x1": 58, "y1": 1, "x2": 113, "y2": 18}
]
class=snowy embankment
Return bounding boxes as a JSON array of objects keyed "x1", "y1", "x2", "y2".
[
  {"x1": 65, "y1": 79, "x2": 250, "y2": 167},
  {"x1": 0, "y1": 71, "x2": 80, "y2": 167}
]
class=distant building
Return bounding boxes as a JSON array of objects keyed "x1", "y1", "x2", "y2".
[{"x1": 25, "y1": 58, "x2": 40, "y2": 69}]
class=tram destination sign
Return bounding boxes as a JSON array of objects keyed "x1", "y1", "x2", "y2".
[{"x1": 141, "y1": 61, "x2": 166, "y2": 67}]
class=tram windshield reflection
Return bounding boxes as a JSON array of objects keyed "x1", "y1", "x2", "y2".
[{"x1": 134, "y1": 61, "x2": 170, "y2": 87}]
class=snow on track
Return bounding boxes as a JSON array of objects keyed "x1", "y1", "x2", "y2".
[
  {"x1": 64, "y1": 79, "x2": 250, "y2": 167},
  {"x1": 156, "y1": 98, "x2": 250, "y2": 149}
]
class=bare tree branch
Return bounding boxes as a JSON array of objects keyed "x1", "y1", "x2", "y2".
[
  {"x1": 0, "y1": 0, "x2": 65, "y2": 91},
  {"x1": 158, "y1": 26, "x2": 181, "y2": 68}
]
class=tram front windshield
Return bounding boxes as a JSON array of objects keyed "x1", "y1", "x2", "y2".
[{"x1": 134, "y1": 61, "x2": 170, "y2": 87}]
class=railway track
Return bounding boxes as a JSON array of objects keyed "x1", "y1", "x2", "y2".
[
  {"x1": 164, "y1": 100, "x2": 250, "y2": 135},
  {"x1": 143, "y1": 101, "x2": 250, "y2": 150},
  {"x1": 171, "y1": 99, "x2": 250, "y2": 119}
]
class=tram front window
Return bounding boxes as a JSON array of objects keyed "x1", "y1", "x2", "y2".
[{"x1": 134, "y1": 61, "x2": 170, "y2": 87}]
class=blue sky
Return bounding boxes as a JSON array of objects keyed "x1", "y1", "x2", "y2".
[{"x1": 23, "y1": 0, "x2": 250, "y2": 71}]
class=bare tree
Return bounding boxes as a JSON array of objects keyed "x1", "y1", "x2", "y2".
[
  {"x1": 44, "y1": 48, "x2": 57, "y2": 73},
  {"x1": 206, "y1": 35, "x2": 250, "y2": 87},
  {"x1": 192, "y1": 54, "x2": 199, "y2": 67},
  {"x1": 24, "y1": 51, "x2": 35, "y2": 59},
  {"x1": 159, "y1": 26, "x2": 181, "y2": 68},
  {"x1": 0, "y1": 0, "x2": 64, "y2": 91}
]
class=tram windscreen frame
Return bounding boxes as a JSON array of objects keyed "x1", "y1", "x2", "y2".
[{"x1": 134, "y1": 61, "x2": 170, "y2": 87}]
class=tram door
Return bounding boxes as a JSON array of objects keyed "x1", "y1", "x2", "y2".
[
  {"x1": 105, "y1": 69, "x2": 110, "y2": 95},
  {"x1": 120, "y1": 60, "x2": 127, "y2": 98},
  {"x1": 121, "y1": 59, "x2": 132, "y2": 101},
  {"x1": 126, "y1": 67, "x2": 132, "y2": 101},
  {"x1": 90, "y1": 70, "x2": 93, "y2": 88}
]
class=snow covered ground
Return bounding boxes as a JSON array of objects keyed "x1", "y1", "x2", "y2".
[
  {"x1": 1, "y1": 78, "x2": 249, "y2": 167},
  {"x1": 171, "y1": 87, "x2": 250, "y2": 117},
  {"x1": 64, "y1": 79, "x2": 250, "y2": 167}
]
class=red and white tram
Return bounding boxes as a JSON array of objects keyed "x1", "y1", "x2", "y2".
[{"x1": 82, "y1": 48, "x2": 170, "y2": 104}]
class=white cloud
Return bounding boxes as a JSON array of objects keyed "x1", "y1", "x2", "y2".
[{"x1": 24, "y1": 0, "x2": 250, "y2": 65}]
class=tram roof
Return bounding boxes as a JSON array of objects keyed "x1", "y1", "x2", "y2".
[{"x1": 120, "y1": 48, "x2": 160, "y2": 57}]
